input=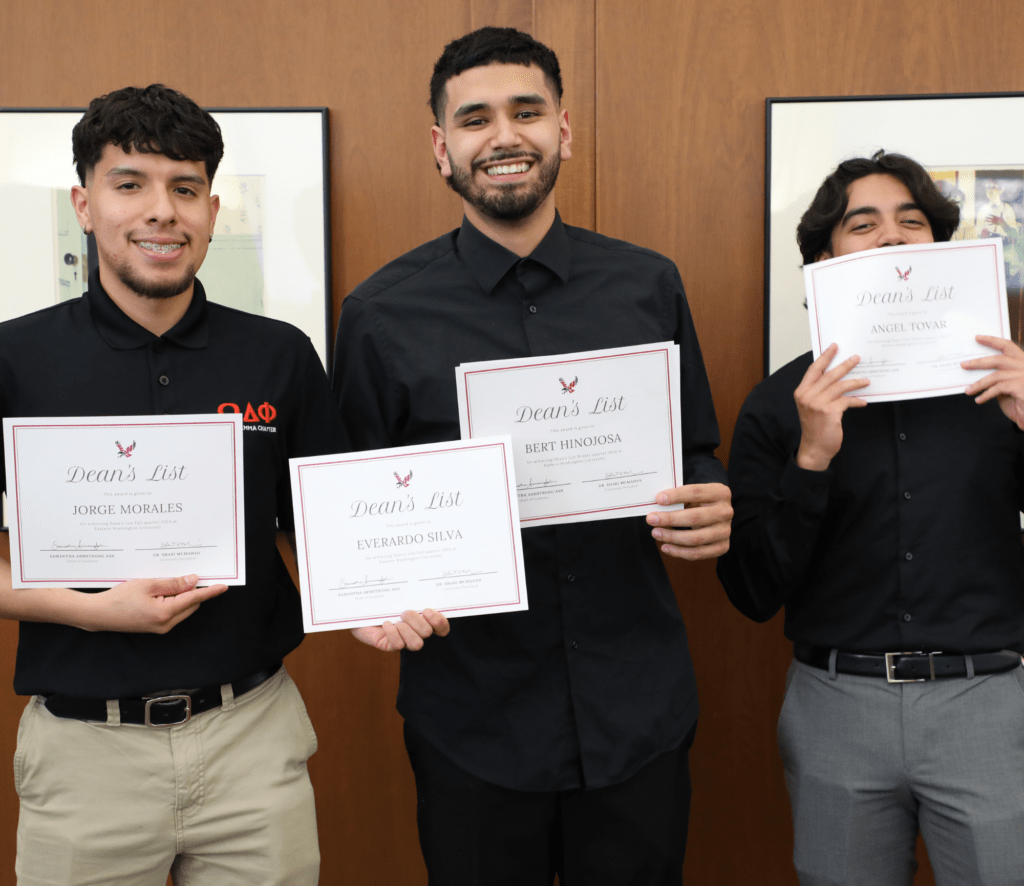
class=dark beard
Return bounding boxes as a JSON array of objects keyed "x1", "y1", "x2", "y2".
[
  {"x1": 111, "y1": 258, "x2": 196, "y2": 300},
  {"x1": 447, "y1": 151, "x2": 560, "y2": 222}
]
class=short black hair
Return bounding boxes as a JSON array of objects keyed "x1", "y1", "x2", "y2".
[
  {"x1": 796, "y1": 150, "x2": 960, "y2": 264},
  {"x1": 72, "y1": 84, "x2": 224, "y2": 185},
  {"x1": 429, "y1": 26, "x2": 563, "y2": 125}
]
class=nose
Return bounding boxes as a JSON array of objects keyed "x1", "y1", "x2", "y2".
[
  {"x1": 877, "y1": 218, "x2": 907, "y2": 248},
  {"x1": 490, "y1": 113, "x2": 523, "y2": 149},
  {"x1": 145, "y1": 187, "x2": 177, "y2": 225}
]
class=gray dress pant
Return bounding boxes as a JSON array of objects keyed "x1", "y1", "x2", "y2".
[{"x1": 778, "y1": 658, "x2": 1024, "y2": 886}]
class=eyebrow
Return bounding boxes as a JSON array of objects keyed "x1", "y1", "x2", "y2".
[
  {"x1": 104, "y1": 165, "x2": 207, "y2": 186},
  {"x1": 451, "y1": 92, "x2": 549, "y2": 120},
  {"x1": 841, "y1": 201, "x2": 921, "y2": 227}
]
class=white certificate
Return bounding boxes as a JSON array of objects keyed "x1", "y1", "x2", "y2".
[
  {"x1": 456, "y1": 343, "x2": 683, "y2": 527},
  {"x1": 805, "y1": 239, "x2": 1011, "y2": 402},
  {"x1": 3, "y1": 414, "x2": 245, "y2": 588},
  {"x1": 290, "y1": 437, "x2": 527, "y2": 632}
]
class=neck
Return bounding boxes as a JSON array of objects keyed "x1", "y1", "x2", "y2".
[
  {"x1": 98, "y1": 269, "x2": 194, "y2": 337},
  {"x1": 463, "y1": 198, "x2": 556, "y2": 258}
]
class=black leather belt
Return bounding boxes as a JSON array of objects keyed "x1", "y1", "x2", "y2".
[
  {"x1": 42, "y1": 662, "x2": 282, "y2": 727},
  {"x1": 794, "y1": 643, "x2": 1021, "y2": 683}
]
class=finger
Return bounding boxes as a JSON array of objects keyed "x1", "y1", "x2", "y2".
[
  {"x1": 153, "y1": 573, "x2": 200, "y2": 597},
  {"x1": 653, "y1": 519, "x2": 732, "y2": 548},
  {"x1": 379, "y1": 620, "x2": 406, "y2": 651},
  {"x1": 654, "y1": 482, "x2": 730, "y2": 508},
  {"x1": 393, "y1": 619, "x2": 426, "y2": 651},
  {"x1": 422, "y1": 608, "x2": 451, "y2": 637},
  {"x1": 649, "y1": 500, "x2": 733, "y2": 530},
  {"x1": 659, "y1": 537, "x2": 731, "y2": 561},
  {"x1": 797, "y1": 345, "x2": 841, "y2": 391},
  {"x1": 975, "y1": 334, "x2": 1019, "y2": 353},
  {"x1": 399, "y1": 609, "x2": 436, "y2": 639}
]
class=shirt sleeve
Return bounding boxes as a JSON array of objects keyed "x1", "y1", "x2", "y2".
[
  {"x1": 715, "y1": 382, "x2": 832, "y2": 622},
  {"x1": 276, "y1": 338, "x2": 346, "y2": 530},
  {"x1": 332, "y1": 293, "x2": 404, "y2": 452},
  {"x1": 671, "y1": 267, "x2": 727, "y2": 487}
]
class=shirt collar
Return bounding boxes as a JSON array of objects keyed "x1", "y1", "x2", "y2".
[
  {"x1": 84, "y1": 266, "x2": 210, "y2": 350},
  {"x1": 457, "y1": 212, "x2": 571, "y2": 294}
]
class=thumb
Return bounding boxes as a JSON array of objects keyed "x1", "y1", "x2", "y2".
[{"x1": 153, "y1": 573, "x2": 200, "y2": 597}]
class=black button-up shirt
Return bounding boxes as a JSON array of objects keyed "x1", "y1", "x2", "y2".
[
  {"x1": 333, "y1": 215, "x2": 725, "y2": 790},
  {"x1": 717, "y1": 352, "x2": 1024, "y2": 653},
  {"x1": 0, "y1": 268, "x2": 343, "y2": 697}
]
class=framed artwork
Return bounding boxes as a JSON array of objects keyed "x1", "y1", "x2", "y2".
[
  {"x1": 765, "y1": 92, "x2": 1024, "y2": 375},
  {"x1": 0, "y1": 107, "x2": 332, "y2": 530}
]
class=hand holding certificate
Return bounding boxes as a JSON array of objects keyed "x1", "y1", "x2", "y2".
[
  {"x1": 3, "y1": 415, "x2": 245, "y2": 588},
  {"x1": 290, "y1": 437, "x2": 527, "y2": 632},
  {"x1": 804, "y1": 239, "x2": 1011, "y2": 402}
]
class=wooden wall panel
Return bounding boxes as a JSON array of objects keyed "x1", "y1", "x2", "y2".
[
  {"x1": 596, "y1": 1, "x2": 1024, "y2": 883},
  {"x1": 0, "y1": 0, "x2": 1019, "y2": 883}
]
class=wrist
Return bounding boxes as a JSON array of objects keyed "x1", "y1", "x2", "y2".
[{"x1": 795, "y1": 445, "x2": 832, "y2": 472}]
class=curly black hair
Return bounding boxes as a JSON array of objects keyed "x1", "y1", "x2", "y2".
[{"x1": 72, "y1": 84, "x2": 223, "y2": 185}]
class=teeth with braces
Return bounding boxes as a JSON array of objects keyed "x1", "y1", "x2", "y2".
[{"x1": 138, "y1": 242, "x2": 182, "y2": 254}]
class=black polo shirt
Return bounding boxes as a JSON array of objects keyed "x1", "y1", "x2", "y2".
[
  {"x1": 0, "y1": 268, "x2": 344, "y2": 698},
  {"x1": 334, "y1": 214, "x2": 726, "y2": 791}
]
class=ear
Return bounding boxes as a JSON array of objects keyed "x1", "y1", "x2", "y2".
[
  {"x1": 559, "y1": 108, "x2": 572, "y2": 161},
  {"x1": 431, "y1": 125, "x2": 452, "y2": 179},
  {"x1": 70, "y1": 184, "x2": 92, "y2": 234},
  {"x1": 209, "y1": 193, "x2": 221, "y2": 237}
]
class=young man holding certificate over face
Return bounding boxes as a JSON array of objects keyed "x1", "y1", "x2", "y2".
[
  {"x1": 0, "y1": 85, "x2": 348, "y2": 884},
  {"x1": 332, "y1": 26, "x2": 732, "y2": 886},
  {"x1": 719, "y1": 151, "x2": 1024, "y2": 885}
]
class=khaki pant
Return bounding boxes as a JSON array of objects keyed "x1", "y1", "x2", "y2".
[{"x1": 14, "y1": 667, "x2": 320, "y2": 886}]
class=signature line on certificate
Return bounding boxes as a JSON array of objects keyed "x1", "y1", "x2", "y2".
[
  {"x1": 420, "y1": 571, "x2": 498, "y2": 581},
  {"x1": 580, "y1": 471, "x2": 657, "y2": 484},
  {"x1": 329, "y1": 580, "x2": 408, "y2": 590}
]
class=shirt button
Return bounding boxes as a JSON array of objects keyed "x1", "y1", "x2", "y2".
[
  {"x1": 158, "y1": 375, "x2": 170, "y2": 386},
  {"x1": 571, "y1": 641, "x2": 578, "y2": 649},
  {"x1": 903, "y1": 491, "x2": 911, "y2": 500},
  {"x1": 567, "y1": 574, "x2": 576, "y2": 582},
  {"x1": 898, "y1": 433, "x2": 907, "y2": 441},
  {"x1": 528, "y1": 305, "x2": 537, "y2": 314},
  {"x1": 903, "y1": 613, "x2": 912, "y2": 622},
  {"x1": 905, "y1": 552, "x2": 913, "y2": 561},
  {"x1": 153, "y1": 343, "x2": 164, "y2": 354}
]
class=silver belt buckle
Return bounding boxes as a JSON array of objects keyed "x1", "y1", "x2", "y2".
[
  {"x1": 884, "y1": 651, "x2": 928, "y2": 684},
  {"x1": 144, "y1": 694, "x2": 192, "y2": 727}
]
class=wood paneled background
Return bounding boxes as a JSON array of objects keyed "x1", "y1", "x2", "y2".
[{"x1": 1, "y1": 1, "x2": 1020, "y2": 882}]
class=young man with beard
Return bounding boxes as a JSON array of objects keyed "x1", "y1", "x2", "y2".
[
  {"x1": 0, "y1": 84, "x2": 359, "y2": 884},
  {"x1": 333, "y1": 26, "x2": 732, "y2": 885},
  {"x1": 718, "y1": 151, "x2": 1024, "y2": 885}
]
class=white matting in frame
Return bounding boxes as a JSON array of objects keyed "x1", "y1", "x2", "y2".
[
  {"x1": 766, "y1": 92, "x2": 1024, "y2": 375},
  {"x1": 0, "y1": 108, "x2": 331, "y2": 369}
]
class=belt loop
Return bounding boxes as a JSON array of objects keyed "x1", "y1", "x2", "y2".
[
  {"x1": 965, "y1": 654, "x2": 975, "y2": 680},
  {"x1": 220, "y1": 682, "x2": 236, "y2": 711},
  {"x1": 104, "y1": 699, "x2": 121, "y2": 727},
  {"x1": 928, "y1": 653, "x2": 936, "y2": 681},
  {"x1": 828, "y1": 648, "x2": 839, "y2": 681}
]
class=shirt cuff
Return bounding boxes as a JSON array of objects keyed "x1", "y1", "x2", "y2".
[{"x1": 779, "y1": 454, "x2": 832, "y2": 513}]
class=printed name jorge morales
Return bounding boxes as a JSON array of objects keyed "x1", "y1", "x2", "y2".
[{"x1": 72, "y1": 502, "x2": 184, "y2": 515}]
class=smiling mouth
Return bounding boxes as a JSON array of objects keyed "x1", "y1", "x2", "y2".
[
  {"x1": 136, "y1": 241, "x2": 184, "y2": 254},
  {"x1": 485, "y1": 162, "x2": 532, "y2": 177}
]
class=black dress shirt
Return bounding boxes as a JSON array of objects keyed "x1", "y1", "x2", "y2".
[
  {"x1": 0, "y1": 268, "x2": 344, "y2": 697},
  {"x1": 333, "y1": 214, "x2": 725, "y2": 791},
  {"x1": 717, "y1": 352, "x2": 1024, "y2": 653}
]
